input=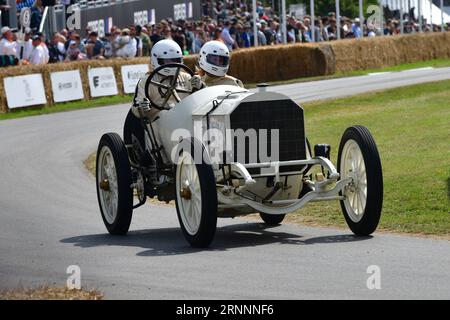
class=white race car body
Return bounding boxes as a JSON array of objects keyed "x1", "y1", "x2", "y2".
[
  {"x1": 96, "y1": 72, "x2": 383, "y2": 247},
  {"x1": 152, "y1": 85, "x2": 342, "y2": 217}
]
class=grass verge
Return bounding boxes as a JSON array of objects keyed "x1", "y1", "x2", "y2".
[
  {"x1": 86, "y1": 80, "x2": 449, "y2": 238},
  {"x1": 292, "y1": 80, "x2": 450, "y2": 238},
  {"x1": 0, "y1": 286, "x2": 103, "y2": 300}
]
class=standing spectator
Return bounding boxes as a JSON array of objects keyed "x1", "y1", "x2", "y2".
[
  {"x1": 173, "y1": 27, "x2": 186, "y2": 53},
  {"x1": 130, "y1": 25, "x2": 143, "y2": 57},
  {"x1": 162, "y1": 24, "x2": 172, "y2": 40},
  {"x1": 73, "y1": 33, "x2": 85, "y2": 54},
  {"x1": 184, "y1": 21, "x2": 195, "y2": 53},
  {"x1": 136, "y1": 25, "x2": 150, "y2": 56},
  {"x1": 48, "y1": 33, "x2": 66, "y2": 63},
  {"x1": 101, "y1": 32, "x2": 114, "y2": 59},
  {"x1": 215, "y1": 3, "x2": 227, "y2": 21},
  {"x1": 352, "y1": 18, "x2": 362, "y2": 38},
  {"x1": 270, "y1": 20, "x2": 281, "y2": 44},
  {"x1": 313, "y1": 19, "x2": 325, "y2": 42},
  {"x1": 193, "y1": 27, "x2": 207, "y2": 53},
  {"x1": 303, "y1": 17, "x2": 312, "y2": 42},
  {"x1": 294, "y1": 21, "x2": 306, "y2": 42},
  {"x1": 36, "y1": 32, "x2": 49, "y2": 64},
  {"x1": 111, "y1": 28, "x2": 121, "y2": 55},
  {"x1": 213, "y1": 27, "x2": 224, "y2": 42},
  {"x1": 287, "y1": 24, "x2": 296, "y2": 43},
  {"x1": 85, "y1": 31, "x2": 104, "y2": 59},
  {"x1": 229, "y1": 20, "x2": 240, "y2": 49},
  {"x1": 81, "y1": 26, "x2": 92, "y2": 45},
  {"x1": 60, "y1": 29, "x2": 69, "y2": 41},
  {"x1": 28, "y1": 35, "x2": 46, "y2": 65},
  {"x1": 16, "y1": 28, "x2": 33, "y2": 61},
  {"x1": 150, "y1": 23, "x2": 164, "y2": 45},
  {"x1": 260, "y1": 20, "x2": 273, "y2": 45},
  {"x1": 0, "y1": 26, "x2": 16, "y2": 56},
  {"x1": 207, "y1": 22, "x2": 216, "y2": 39},
  {"x1": 326, "y1": 17, "x2": 337, "y2": 40},
  {"x1": 30, "y1": 0, "x2": 44, "y2": 31},
  {"x1": 240, "y1": 23, "x2": 251, "y2": 48},
  {"x1": 221, "y1": 20, "x2": 235, "y2": 50},
  {"x1": 115, "y1": 28, "x2": 137, "y2": 58},
  {"x1": 65, "y1": 40, "x2": 86, "y2": 61},
  {"x1": 250, "y1": 23, "x2": 266, "y2": 45}
]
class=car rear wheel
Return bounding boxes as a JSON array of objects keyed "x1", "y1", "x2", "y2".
[
  {"x1": 260, "y1": 213, "x2": 285, "y2": 225},
  {"x1": 175, "y1": 140, "x2": 218, "y2": 248},
  {"x1": 96, "y1": 133, "x2": 133, "y2": 235},
  {"x1": 337, "y1": 126, "x2": 383, "y2": 236}
]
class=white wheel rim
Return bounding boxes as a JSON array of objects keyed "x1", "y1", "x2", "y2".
[
  {"x1": 98, "y1": 146, "x2": 119, "y2": 224},
  {"x1": 340, "y1": 139, "x2": 367, "y2": 223},
  {"x1": 176, "y1": 152, "x2": 202, "y2": 235}
]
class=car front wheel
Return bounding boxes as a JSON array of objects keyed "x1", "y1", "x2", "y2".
[
  {"x1": 337, "y1": 126, "x2": 383, "y2": 236},
  {"x1": 175, "y1": 140, "x2": 218, "y2": 248}
]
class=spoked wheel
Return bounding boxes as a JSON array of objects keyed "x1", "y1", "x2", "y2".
[
  {"x1": 260, "y1": 213, "x2": 285, "y2": 225},
  {"x1": 337, "y1": 126, "x2": 383, "y2": 236},
  {"x1": 175, "y1": 140, "x2": 218, "y2": 248},
  {"x1": 96, "y1": 133, "x2": 133, "y2": 235}
]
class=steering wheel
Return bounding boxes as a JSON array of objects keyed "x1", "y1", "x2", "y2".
[{"x1": 144, "y1": 63, "x2": 195, "y2": 110}]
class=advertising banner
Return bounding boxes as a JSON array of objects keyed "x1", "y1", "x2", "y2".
[
  {"x1": 88, "y1": 67, "x2": 118, "y2": 98},
  {"x1": 4, "y1": 74, "x2": 47, "y2": 109},
  {"x1": 121, "y1": 64, "x2": 149, "y2": 94},
  {"x1": 50, "y1": 70, "x2": 84, "y2": 103}
]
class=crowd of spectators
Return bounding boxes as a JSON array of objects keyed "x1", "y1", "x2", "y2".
[{"x1": 0, "y1": 0, "x2": 449, "y2": 67}]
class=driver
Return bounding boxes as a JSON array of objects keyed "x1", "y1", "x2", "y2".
[
  {"x1": 193, "y1": 40, "x2": 244, "y2": 88},
  {"x1": 124, "y1": 39, "x2": 202, "y2": 161}
]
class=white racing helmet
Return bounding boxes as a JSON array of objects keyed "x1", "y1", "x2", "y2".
[
  {"x1": 198, "y1": 40, "x2": 230, "y2": 77},
  {"x1": 150, "y1": 39, "x2": 183, "y2": 76}
]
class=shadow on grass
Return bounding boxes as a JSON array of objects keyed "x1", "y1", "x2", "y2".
[{"x1": 61, "y1": 222, "x2": 371, "y2": 257}]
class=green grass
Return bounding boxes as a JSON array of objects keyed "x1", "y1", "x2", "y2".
[
  {"x1": 0, "y1": 95, "x2": 132, "y2": 121},
  {"x1": 288, "y1": 80, "x2": 450, "y2": 237}
]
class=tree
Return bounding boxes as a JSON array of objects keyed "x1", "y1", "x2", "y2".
[{"x1": 269, "y1": 0, "x2": 380, "y2": 19}]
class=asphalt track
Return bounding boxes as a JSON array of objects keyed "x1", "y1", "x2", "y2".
[{"x1": 0, "y1": 67, "x2": 449, "y2": 299}]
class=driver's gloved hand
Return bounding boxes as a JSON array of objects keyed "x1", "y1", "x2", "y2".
[
  {"x1": 135, "y1": 98, "x2": 153, "y2": 119},
  {"x1": 139, "y1": 98, "x2": 151, "y2": 113},
  {"x1": 189, "y1": 75, "x2": 205, "y2": 91}
]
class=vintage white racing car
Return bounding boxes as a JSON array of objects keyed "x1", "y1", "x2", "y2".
[{"x1": 96, "y1": 63, "x2": 383, "y2": 248}]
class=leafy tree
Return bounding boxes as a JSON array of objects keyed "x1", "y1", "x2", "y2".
[{"x1": 264, "y1": 0, "x2": 380, "y2": 19}]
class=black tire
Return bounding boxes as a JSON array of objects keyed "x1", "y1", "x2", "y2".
[
  {"x1": 337, "y1": 126, "x2": 383, "y2": 236},
  {"x1": 96, "y1": 133, "x2": 133, "y2": 235},
  {"x1": 175, "y1": 139, "x2": 218, "y2": 248},
  {"x1": 260, "y1": 213, "x2": 285, "y2": 225}
]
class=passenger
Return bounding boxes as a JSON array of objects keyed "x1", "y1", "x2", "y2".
[{"x1": 193, "y1": 40, "x2": 244, "y2": 88}]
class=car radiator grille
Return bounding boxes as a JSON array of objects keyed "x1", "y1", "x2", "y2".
[{"x1": 229, "y1": 98, "x2": 306, "y2": 174}]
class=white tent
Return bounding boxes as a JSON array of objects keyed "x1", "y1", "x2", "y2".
[{"x1": 384, "y1": 0, "x2": 450, "y2": 24}]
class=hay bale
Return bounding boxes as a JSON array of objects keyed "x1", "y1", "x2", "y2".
[
  {"x1": 330, "y1": 33, "x2": 450, "y2": 73},
  {"x1": 226, "y1": 43, "x2": 331, "y2": 83}
]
